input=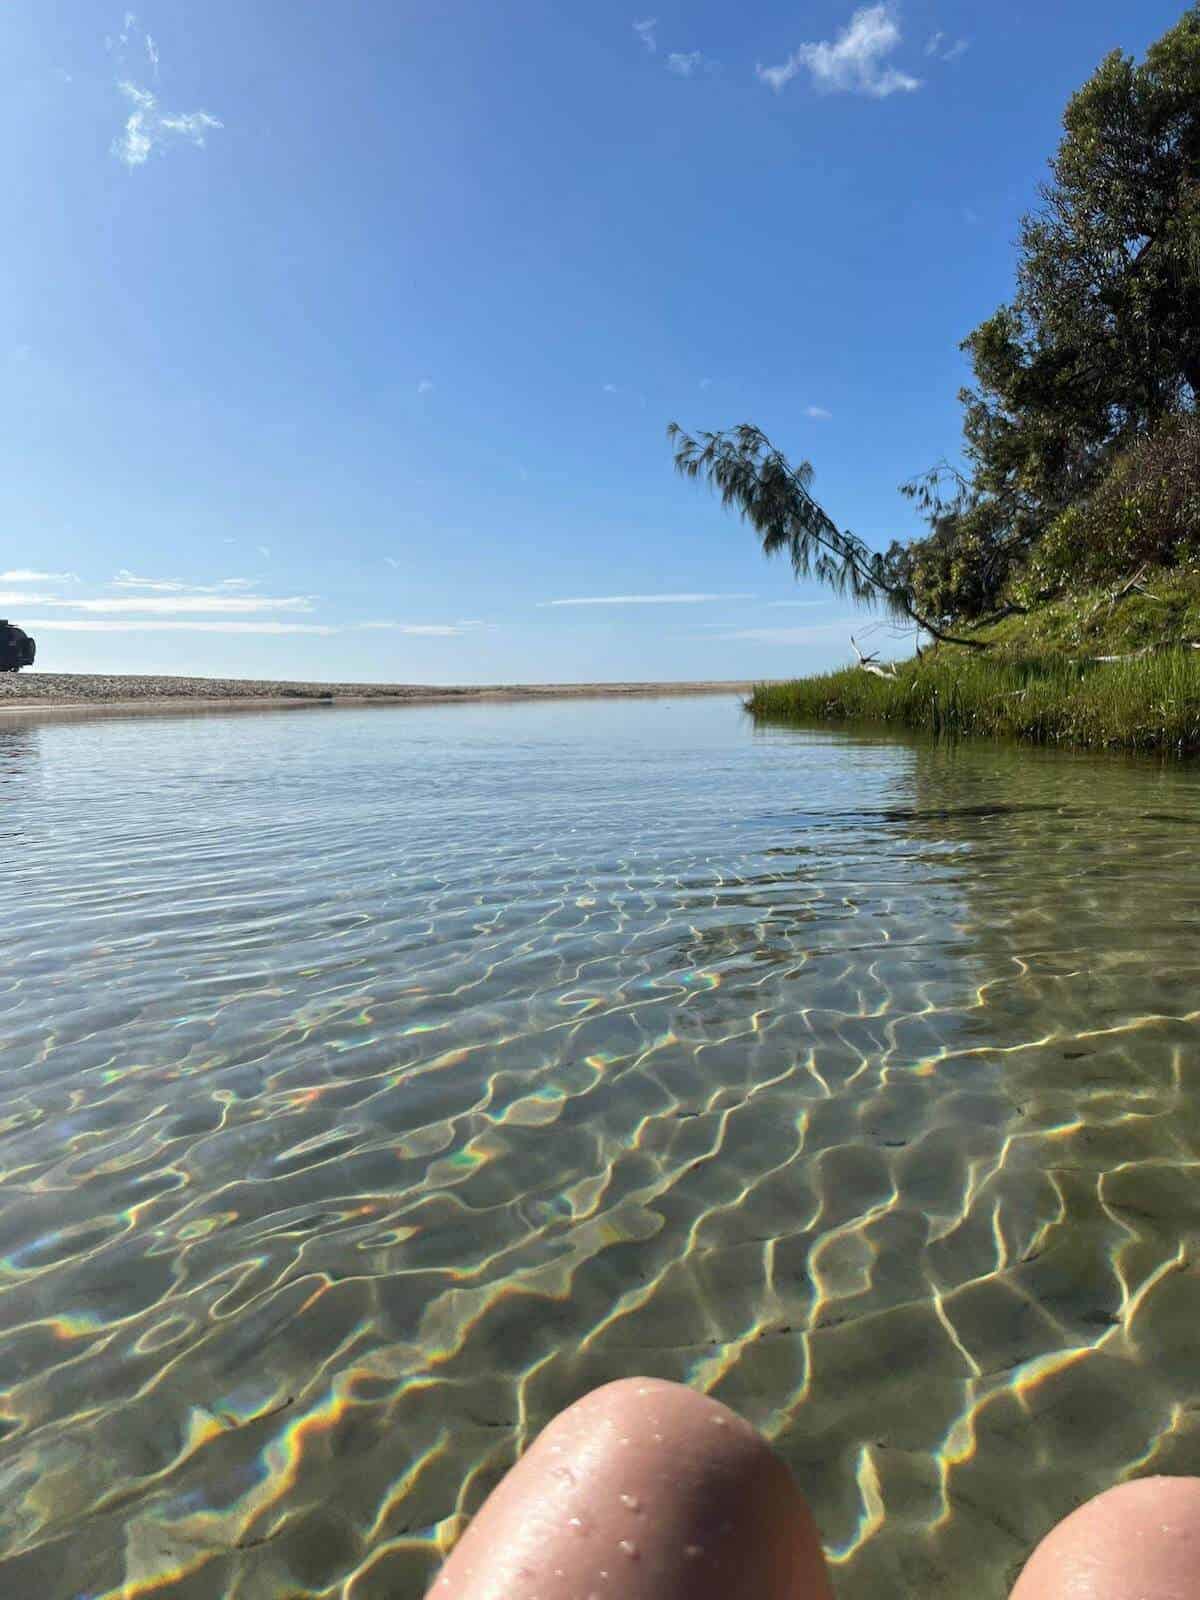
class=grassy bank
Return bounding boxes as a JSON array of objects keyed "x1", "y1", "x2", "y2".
[{"x1": 750, "y1": 569, "x2": 1200, "y2": 756}]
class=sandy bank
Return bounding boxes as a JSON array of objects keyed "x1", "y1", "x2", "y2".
[{"x1": 0, "y1": 673, "x2": 759, "y2": 718}]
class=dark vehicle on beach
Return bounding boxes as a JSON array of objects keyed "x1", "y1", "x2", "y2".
[{"x1": 0, "y1": 621, "x2": 35, "y2": 672}]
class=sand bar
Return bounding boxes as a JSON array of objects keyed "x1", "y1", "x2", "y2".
[{"x1": 0, "y1": 672, "x2": 759, "y2": 720}]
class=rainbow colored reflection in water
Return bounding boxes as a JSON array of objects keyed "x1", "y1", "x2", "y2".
[{"x1": 1, "y1": 697, "x2": 1199, "y2": 1599}]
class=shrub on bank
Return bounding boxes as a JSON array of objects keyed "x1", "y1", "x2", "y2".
[{"x1": 1015, "y1": 416, "x2": 1200, "y2": 604}]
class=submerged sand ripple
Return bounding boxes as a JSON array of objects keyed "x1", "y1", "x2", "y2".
[{"x1": 0, "y1": 701, "x2": 1198, "y2": 1598}]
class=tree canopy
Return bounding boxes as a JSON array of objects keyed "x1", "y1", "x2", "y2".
[{"x1": 672, "y1": 6, "x2": 1200, "y2": 634}]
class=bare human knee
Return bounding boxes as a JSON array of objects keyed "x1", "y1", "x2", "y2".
[
  {"x1": 431, "y1": 1377, "x2": 832, "y2": 1600},
  {"x1": 1012, "y1": 1476, "x2": 1200, "y2": 1600}
]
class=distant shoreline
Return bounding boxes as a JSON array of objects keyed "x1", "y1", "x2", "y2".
[{"x1": 0, "y1": 672, "x2": 759, "y2": 719}]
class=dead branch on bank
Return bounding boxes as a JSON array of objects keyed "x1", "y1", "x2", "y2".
[{"x1": 850, "y1": 636, "x2": 902, "y2": 680}]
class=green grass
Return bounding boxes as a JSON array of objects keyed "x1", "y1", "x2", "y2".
[{"x1": 749, "y1": 568, "x2": 1200, "y2": 756}]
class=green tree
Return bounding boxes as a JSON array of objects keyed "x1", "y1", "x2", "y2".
[
  {"x1": 672, "y1": 9, "x2": 1200, "y2": 632},
  {"x1": 667, "y1": 423, "x2": 983, "y2": 646},
  {"x1": 958, "y1": 5, "x2": 1200, "y2": 538}
]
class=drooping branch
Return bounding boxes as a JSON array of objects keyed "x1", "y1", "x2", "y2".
[{"x1": 668, "y1": 423, "x2": 987, "y2": 648}]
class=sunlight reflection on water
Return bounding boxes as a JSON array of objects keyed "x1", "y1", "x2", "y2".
[{"x1": 1, "y1": 697, "x2": 1199, "y2": 1598}]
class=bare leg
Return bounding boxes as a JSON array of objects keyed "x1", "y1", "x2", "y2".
[
  {"x1": 429, "y1": 1378, "x2": 833, "y2": 1600},
  {"x1": 1012, "y1": 1476, "x2": 1200, "y2": 1600}
]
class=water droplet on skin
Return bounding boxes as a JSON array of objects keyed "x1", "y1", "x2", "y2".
[
  {"x1": 569, "y1": 1516, "x2": 589, "y2": 1536},
  {"x1": 552, "y1": 1464, "x2": 576, "y2": 1485},
  {"x1": 652, "y1": 1432, "x2": 664, "y2": 1443},
  {"x1": 619, "y1": 1435, "x2": 631, "y2": 1446},
  {"x1": 710, "y1": 1414, "x2": 728, "y2": 1427},
  {"x1": 619, "y1": 1493, "x2": 641, "y2": 1512},
  {"x1": 685, "y1": 1544, "x2": 704, "y2": 1560},
  {"x1": 619, "y1": 1539, "x2": 639, "y2": 1559}
]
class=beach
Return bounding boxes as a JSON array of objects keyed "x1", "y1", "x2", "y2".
[{"x1": 0, "y1": 672, "x2": 758, "y2": 716}]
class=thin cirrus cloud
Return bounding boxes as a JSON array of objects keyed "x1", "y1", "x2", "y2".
[
  {"x1": 709, "y1": 621, "x2": 857, "y2": 644},
  {"x1": 0, "y1": 590, "x2": 314, "y2": 615},
  {"x1": 24, "y1": 620, "x2": 335, "y2": 635},
  {"x1": 632, "y1": 17, "x2": 657, "y2": 53},
  {"x1": 0, "y1": 569, "x2": 79, "y2": 583},
  {"x1": 110, "y1": 17, "x2": 222, "y2": 168},
  {"x1": 541, "y1": 593, "x2": 756, "y2": 607},
  {"x1": 925, "y1": 30, "x2": 969, "y2": 61},
  {"x1": 357, "y1": 621, "x2": 482, "y2": 636},
  {"x1": 112, "y1": 571, "x2": 256, "y2": 592},
  {"x1": 757, "y1": 5, "x2": 921, "y2": 98},
  {"x1": 114, "y1": 82, "x2": 222, "y2": 167},
  {"x1": 666, "y1": 51, "x2": 715, "y2": 77},
  {"x1": 805, "y1": 405, "x2": 833, "y2": 420}
]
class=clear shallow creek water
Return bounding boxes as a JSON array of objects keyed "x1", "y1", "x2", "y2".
[{"x1": 2, "y1": 695, "x2": 1200, "y2": 1599}]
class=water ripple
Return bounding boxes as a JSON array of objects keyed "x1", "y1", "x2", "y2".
[{"x1": 1, "y1": 701, "x2": 1199, "y2": 1597}]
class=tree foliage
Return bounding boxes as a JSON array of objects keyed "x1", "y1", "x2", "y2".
[
  {"x1": 667, "y1": 423, "x2": 983, "y2": 644},
  {"x1": 670, "y1": 9, "x2": 1200, "y2": 636},
  {"x1": 1015, "y1": 414, "x2": 1200, "y2": 601},
  {"x1": 945, "y1": 6, "x2": 1200, "y2": 580}
]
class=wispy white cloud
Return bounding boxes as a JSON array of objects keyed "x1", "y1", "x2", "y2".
[
  {"x1": 357, "y1": 621, "x2": 476, "y2": 636},
  {"x1": 111, "y1": 21, "x2": 222, "y2": 168},
  {"x1": 114, "y1": 80, "x2": 223, "y2": 167},
  {"x1": 0, "y1": 590, "x2": 312, "y2": 615},
  {"x1": 805, "y1": 404, "x2": 833, "y2": 419},
  {"x1": 708, "y1": 621, "x2": 856, "y2": 644},
  {"x1": 159, "y1": 108, "x2": 222, "y2": 142},
  {"x1": 602, "y1": 382, "x2": 619, "y2": 393},
  {"x1": 541, "y1": 593, "x2": 756, "y2": 607},
  {"x1": 699, "y1": 376, "x2": 713, "y2": 390},
  {"x1": 766, "y1": 599, "x2": 826, "y2": 608},
  {"x1": 257, "y1": 545, "x2": 271, "y2": 558},
  {"x1": 925, "y1": 30, "x2": 968, "y2": 61},
  {"x1": 25, "y1": 619, "x2": 335, "y2": 635},
  {"x1": 112, "y1": 570, "x2": 256, "y2": 592},
  {"x1": 666, "y1": 51, "x2": 715, "y2": 77},
  {"x1": 0, "y1": 569, "x2": 79, "y2": 583},
  {"x1": 633, "y1": 17, "x2": 657, "y2": 53},
  {"x1": 757, "y1": 5, "x2": 920, "y2": 98},
  {"x1": 384, "y1": 557, "x2": 402, "y2": 569},
  {"x1": 417, "y1": 378, "x2": 434, "y2": 395}
]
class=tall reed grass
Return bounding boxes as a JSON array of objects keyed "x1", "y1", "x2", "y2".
[{"x1": 750, "y1": 649, "x2": 1200, "y2": 755}]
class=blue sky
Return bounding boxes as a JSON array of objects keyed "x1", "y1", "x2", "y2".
[{"x1": 2, "y1": 0, "x2": 1185, "y2": 683}]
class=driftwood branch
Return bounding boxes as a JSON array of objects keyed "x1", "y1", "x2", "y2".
[
  {"x1": 1084, "y1": 564, "x2": 1167, "y2": 628},
  {"x1": 1079, "y1": 640, "x2": 1200, "y2": 662},
  {"x1": 851, "y1": 636, "x2": 901, "y2": 680}
]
